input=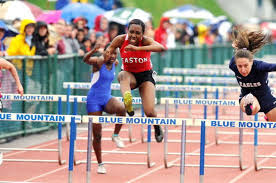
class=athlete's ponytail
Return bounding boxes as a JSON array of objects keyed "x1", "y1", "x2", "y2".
[{"x1": 233, "y1": 26, "x2": 269, "y2": 60}]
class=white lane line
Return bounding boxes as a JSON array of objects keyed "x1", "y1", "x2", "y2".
[
  {"x1": 126, "y1": 134, "x2": 234, "y2": 183},
  {"x1": 229, "y1": 151, "x2": 276, "y2": 183},
  {"x1": 24, "y1": 140, "x2": 141, "y2": 182}
]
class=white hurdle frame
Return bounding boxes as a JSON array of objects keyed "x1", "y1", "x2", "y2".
[
  {"x1": 63, "y1": 82, "x2": 248, "y2": 145},
  {"x1": 78, "y1": 115, "x2": 160, "y2": 169},
  {"x1": 63, "y1": 77, "x2": 183, "y2": 144},
  {"x1": 163, "y1": 67, "x2": 276, "y2": 146},
  {"x1": 69, "y1": 97, "x2": 157, "y2": 167},
  {"x1": 81, "y1": 115, "x2": 190, "y2": 183},
  {"x1": 161, "y1": 98, "x2": 246, "y2": 170},
  {"x1": 0, "y1": 112, "x2": 81, "y2": 165},
  {"x1": 0, "y1": 93, "x2": 83, "y2": 165},
  {"x1": 59, "y1": 85, "x2": 159, "y2": 167},
  {"x1": 195, "y1": 118, "x2": 276, "y2": 183}
]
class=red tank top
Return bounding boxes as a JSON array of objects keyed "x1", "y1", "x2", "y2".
[{"x1": 120, "y1": 35, "x2": 152, "y2": 73}]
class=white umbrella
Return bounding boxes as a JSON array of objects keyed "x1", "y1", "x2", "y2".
[
  {"x1": 163, "y1": 5, "x2": 214, "y2": 19},
  {"x1": 104, "y1": 7, "x2": 152, "y2": 25},
  {"x1": 0, "y1": 0, "x2": 38, "y2": 21}
]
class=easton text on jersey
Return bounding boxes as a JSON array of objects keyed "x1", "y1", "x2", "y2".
[
  {"x1": 238, "y1": 81, "x2": 261, "y2": 87},
  {"x1": 122, "y1": 57, "x2": 148, "y2": 63}
]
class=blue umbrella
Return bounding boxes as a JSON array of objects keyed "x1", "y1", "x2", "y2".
[
  {"x1": 0, "y1": 20, "x2": 18, "y2": 40},
  {"x1": 61, "y1": 3, "x2": 105, "y2": 28}
]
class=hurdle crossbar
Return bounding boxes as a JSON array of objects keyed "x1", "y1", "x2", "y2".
[
  {"x1": 0, "y1": 113, "x2": 80, "y2": 164},
  {"x1": 63, "y1": 82, "x2": 244, "y2": 93},
  {"x1": 162, "y1": 99, "x2": 246, "y2": 171}
]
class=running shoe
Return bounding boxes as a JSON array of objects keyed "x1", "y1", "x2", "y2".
[
  {"x1": 97, "y1": 163, "x2": 106, "y2": 174},
  {"x1": 244, "y1": 93, "x2": 254, "y2": 115},
  {"x1": 123, "y1": 91, "x2": 134, "y2": 116},
  {"x1": 112, "y1": 134, "x2": 125, "y2": 148},
  {"x1": 154, "y1": 125, "x2": 164, "y2": 143},
  {"x1": 244, "y1": 93, "x2": 254, "y2": 105}
]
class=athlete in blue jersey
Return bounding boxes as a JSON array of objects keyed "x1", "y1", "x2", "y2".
[
  {"x1": 83, "y1": 44, "x2": 126, "y2": 174},
  {"x1": 230, "y1": 27, "x2": 276, "y2": 121}
]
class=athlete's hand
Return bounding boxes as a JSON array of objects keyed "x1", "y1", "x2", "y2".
[
  {"x1": 94, "y1": 43, "x2": 101, "y2": 51},
  {"x1": 17, "y1": 84, "x2": 24, "y2": 96},
  {"x1": 125, "y1": 45, "x2": 138, "y2": 51}
]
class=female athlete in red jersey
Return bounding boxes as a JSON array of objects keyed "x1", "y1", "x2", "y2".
[{"x1": 104, "y1": 19, "x2": 166, "y2": 142}]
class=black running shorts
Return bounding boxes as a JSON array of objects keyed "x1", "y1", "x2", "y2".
[{"x1": 131, "y1": 70, "x2": 156, "y2": 89}]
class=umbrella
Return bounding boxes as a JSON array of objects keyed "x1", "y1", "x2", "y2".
[
  {"x1": 36, "y1": 10, "x2": 62, "y2": 24},
  {"x1": 0, "y1": 20, "x2": 18, "y2": 38},
  {"x1": 104, "y1": 7, "x2": 152, "y2": 25},
  {"x1": 61, "y1": 3, "x2": 105, "y2": 28},
  {"x1": 0, "y1": 0, "x2": 43, "y2": 21},
  {"x1": 163, "y1": 5, "x2": 214, "y2": 20},
  {"x1": 24, "y1": 1, "x2": 44, "y2": 18}
]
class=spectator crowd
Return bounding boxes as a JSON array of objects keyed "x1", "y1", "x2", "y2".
[{"x1": 0, "y1": 14, "x2": 237, "y2": 59}]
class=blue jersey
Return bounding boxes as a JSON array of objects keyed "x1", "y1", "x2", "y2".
[
  {"x1": 86, "y1": 63, "x2": 115, "y2": 113},
  {"x1": 229, "y1": 57, "x2": 276, "y2": 96},
  {"x1": 89, "y1": 63, "x2": 115, "y2": 96}
]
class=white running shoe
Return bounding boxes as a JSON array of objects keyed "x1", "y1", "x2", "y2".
[
  {"x1": 112, "y1": 135, "x2": 125, "y2": 148},
  {"x1": 244, "y1": 93, "x2": 254, "y2": 106},
  {"x1": 97, "y1": 163, "x2": 106, "y2": 174},
  {"x1": 0, "y1": 152, "x2": 3, "y2": 165}
]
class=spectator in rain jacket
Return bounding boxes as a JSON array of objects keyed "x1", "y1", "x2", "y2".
[
  {"x1": 154, "y1": 17, "x2": 171, "y2": 49},
  {"x1": 7, "y1": 19, "x2": 36, "y2": 76},
  {"x1": 0, "y1": 20, "x2": 18, "y2": 56},
  {"x1": 32, "y1": 21, "x2": 56, "y2": 56}
]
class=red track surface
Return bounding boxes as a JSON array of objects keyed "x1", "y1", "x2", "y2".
[{"x1": 1, "y1": 104, "x2": 276, "y2": 183}]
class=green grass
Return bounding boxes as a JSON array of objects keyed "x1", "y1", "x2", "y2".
[
  {"x1": 28, "y1": 0, "x2": 56, "y2": 10},
  {"x1": 27, "y1": 0, "x2": 230, "y2": 28}
]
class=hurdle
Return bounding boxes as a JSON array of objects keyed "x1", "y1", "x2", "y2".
[
  {"x1": 61, "y1": 83, "x2": 161, "y2": 167},
  {"x1": 161, "y1": 97, "x2": 246, "y2": 170},
  {"x1": 64, "y1": 81, "x2": 208, "y2": 144},
  {"x1": 184, "y1": 76, "x2": 276, "y2": 145},
  {"x1": 0, "y1": 112, "x2": 80, "y2": 183},
  {"x1": 195, "y1": 118, "x2": 276, "y2": 183},
  {"x1": 63, "y1": 81, "x2": 157, "y2": 144},
  {"x1": 81, "y1": 115, "x2": 190, "y2": 183},
  {"x1": 0, "y1": 112, "x2": 80, "y2": 166},
  {"x1": 63, "y1": 78, "x2": 182, "y2": 144},
  {"x1": 71, "y1": 100, "x2": 158, "y2": 167},
  {"x1": 0, "y1": 93, "x2": 83, "y2": 165},
  {"x1": 253, "y1": 114, "x2": 276, "y2": 170},
  {"x1": 77, "y1": 115, "x2": 159, "y2": 169}
]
